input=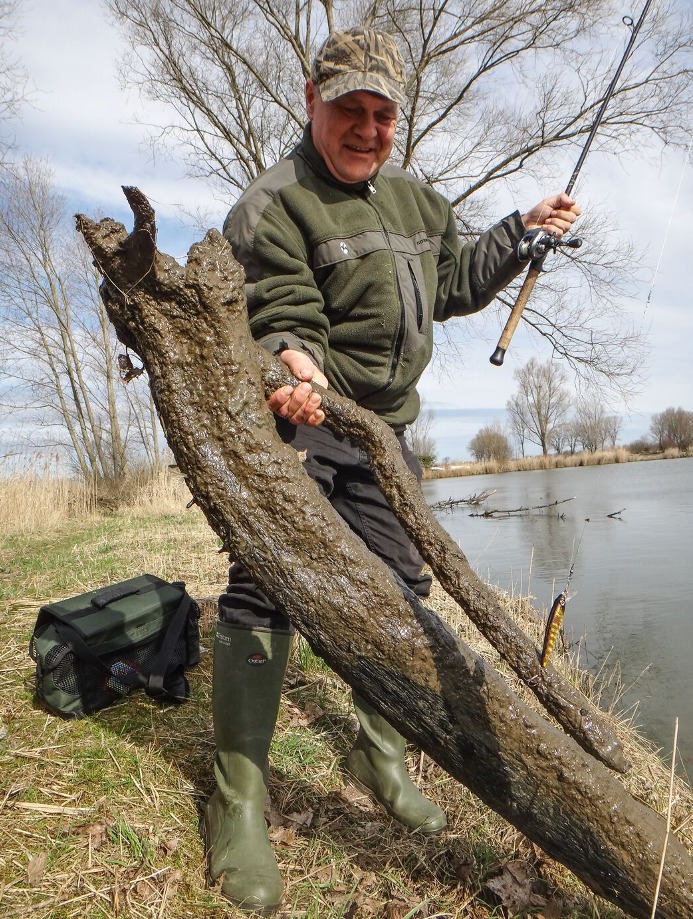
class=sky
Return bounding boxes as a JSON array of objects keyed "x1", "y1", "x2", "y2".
[{"x1": 5, "y1": 0, "x2": 693, "y2": 461}]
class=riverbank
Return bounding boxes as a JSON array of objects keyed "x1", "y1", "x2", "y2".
[
  {"x1": 424, "y1": 445, "x2": 691, "y2": 479},
  {"x1": 1, "y1": 470, "x2": 691, "y2": 917}
]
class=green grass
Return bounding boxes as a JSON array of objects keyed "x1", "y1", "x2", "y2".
[{"x1": 1, "y1": 493, "x2": 690, "y2": 918}]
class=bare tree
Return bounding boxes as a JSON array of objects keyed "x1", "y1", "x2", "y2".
[
  {"x1": 549, "y1": 421, "x2": 568, "y2": 454},
  {"x1": 0, "y1": 0, "x2": 28, "y2": 160},
  {"x1": 507, "y1": 404, "x2": 527, "y2": 457},
  {"x1": 0, "y1": 158, "x2": 166, "y2": 478},
  {"x1": 506, "y1": 357, "x2": 571, "y2": 455},
  {"x1": 650, "y1": 406, "x2": 693, "y2": 450},
  {"x1": 107, "y1": 0, "x2": 693, "y2": 395},
  {"x1": 468, "y1": 421, "x2": 512, "y2": 462},
  {"x1": 573, "y1": 395, "x2": 622, "y2": 451},
  {"x1": 405, "y1": 400, "x2": 437, "y2": 466}
]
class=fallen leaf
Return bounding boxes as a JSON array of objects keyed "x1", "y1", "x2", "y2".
[
  {"x1": 135, "y1": 878, "x2": 158, "y2": 903},
  {"x1": 268, "y1": 824, "x2": 297, "y2": 845},
  {"x1": 450, "y1": 853, "x2": 476, "y2": 885},
  {"x1": 164, "y1": 868, "x2": 182, "y2": 900},
  {"x1": 76, "y1": 821, "x2": 109, "y2": 850},
  {"x1": 360, "y1": 870, "x2": 379, "y2": 892},
  {"x1": 287, "y1": 808, "x2": 314, "y2": 828},
  {"x1": 27, "y1": 852, "x2": 48, "y2": 886},
  {"x1": 264, "y1": 800, "x2": 285, "y2": 827},
  {"x1": 301, "y1": 700, "x2": 324, "y2": 724},
  {"x1": 482, "y1": 859, "x2": 534, "y2": 915},
  {"x1": 313, "y1": 863, "x2": 338, "y2": 884},
  {"x1": 349, "y1": 894, "x2": 381, "y2": 916},
  {"x1": 382, "y1": 899, "x2": 414, "y2": 918},
  {"x1": 161, "y1": 835, "x2": 180, "y2": 856}
]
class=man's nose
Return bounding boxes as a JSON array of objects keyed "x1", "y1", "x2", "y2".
[{"x1": 353, "y1": 112, "x2": 378, "y2": 137}]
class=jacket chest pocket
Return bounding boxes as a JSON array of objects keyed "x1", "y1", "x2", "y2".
[
  {"x1": 395, "y1": 247, "x2": 431, "y2": 349},
  {"x1": 407, "y1": 260, "x2": 425, "y2": 331}
]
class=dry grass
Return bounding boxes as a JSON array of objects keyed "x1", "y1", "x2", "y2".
[
  {"x1": 0, "y1": 461, "x2": 98, "y2": 535},
  {"x1": 1, "y1": 470, "x2": 691, "y2": 918},
  {"x1": 426, "y1": 447, "x2": 691, "y2": 479}
]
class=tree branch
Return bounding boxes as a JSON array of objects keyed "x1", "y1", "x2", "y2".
[{"x1": 75, "y1": 190, "x2": 693, "y2": 919}]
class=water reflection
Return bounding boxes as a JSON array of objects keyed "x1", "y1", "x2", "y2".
[{"x1": 423, "y1": 458, "x2": 693, "y2": 771}]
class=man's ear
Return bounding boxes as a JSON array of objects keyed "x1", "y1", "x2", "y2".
[{"x1": 305, "y1": 79, "x2": 316, "y2": 119}]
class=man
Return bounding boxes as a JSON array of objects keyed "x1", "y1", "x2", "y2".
[{"x1": 204, "y1": 26, "x2": 581, "y2": 913}]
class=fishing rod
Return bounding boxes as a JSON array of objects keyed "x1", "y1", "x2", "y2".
[{"x1": 489, "y1": 0, "x2": 655, "y2": 367}]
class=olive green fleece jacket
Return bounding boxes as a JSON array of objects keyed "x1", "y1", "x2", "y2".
[{"x1": 223, "y1": 125, "x2": 527, "y2": 427}]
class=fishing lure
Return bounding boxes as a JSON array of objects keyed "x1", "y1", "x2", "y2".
[
  {"x1": 540, "y1": 591, "x2": 567, "y2": 667},
  {"x1": 540, "y1": 525, "x2": 585, "y2": 668}
]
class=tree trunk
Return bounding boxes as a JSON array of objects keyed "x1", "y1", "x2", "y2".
[{"x1": 75, "y1": 189, "x2": 693, "y2": 919}]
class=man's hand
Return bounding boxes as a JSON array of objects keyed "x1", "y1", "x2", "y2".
[
  {"x1": 267, "y1": 349, "x2": 328, "y2": 426},
  {"x1": 522, "y1": 193, "x2": 582, "y2": 239}
]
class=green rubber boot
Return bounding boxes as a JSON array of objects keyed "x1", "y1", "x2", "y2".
[
  {"x1": 345, "y1": 693, "x2": 447, "y2": 835},
  {"x1": 203, "y1": 622, "x2": 291, "y2": 914}
]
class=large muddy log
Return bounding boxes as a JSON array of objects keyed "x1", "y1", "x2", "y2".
[
  {"x1": 259, "y1": 351, "x2": 628, "y2": 774},
  {"x1": 75, "y1": 190, "x2": 693, "y2": 919}
]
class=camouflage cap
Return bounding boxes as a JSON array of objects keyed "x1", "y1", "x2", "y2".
[{"x1": 311, "y1": 27, "x2": 406, "y2": 105}]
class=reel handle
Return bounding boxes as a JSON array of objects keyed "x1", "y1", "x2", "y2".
[
  {"x1": 489, "y1": 264, "x2": 542, "y2": 366},
  {"x1": 489, "y1": 234, "x2": 582, "y2": 366}
]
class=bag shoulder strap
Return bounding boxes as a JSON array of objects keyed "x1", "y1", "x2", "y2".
[
  {"x1": 145, "y1": 585, "x2": 195, "y2": 702},
  {"x1": 39, "y1": 579, "x2": 195, "y2": 704}
]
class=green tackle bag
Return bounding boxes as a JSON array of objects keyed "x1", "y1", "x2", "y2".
[{"x1": 29, "y1": 574, "x2": 200, "y2": 718}]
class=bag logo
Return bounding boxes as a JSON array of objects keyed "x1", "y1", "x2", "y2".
[{"x1": 246, "y1": 652, "x2": 268, "y2": 666}]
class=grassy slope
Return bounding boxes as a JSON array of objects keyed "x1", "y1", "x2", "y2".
[{"x1": 1, "y1": 483, "x2": 691, "y2": 918}]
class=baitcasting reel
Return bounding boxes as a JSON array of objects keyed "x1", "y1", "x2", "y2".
[{"x1": 517, "y1": 227, "x2": 583, "y2": 262}]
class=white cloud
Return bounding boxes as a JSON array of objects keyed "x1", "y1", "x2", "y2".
[
  {"x1": 7, "y1": 0, "x2": 693, "y2": 459},
  {"x1": 418, "y1": 142, "x2": 693, "y2": 455},
  {"x1": 12, "y1": 0, "x2": 224, "y2": 252}
]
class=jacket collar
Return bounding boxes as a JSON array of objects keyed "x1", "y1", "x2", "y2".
[{"x1": 295, "y1": 124, "x2": 376, "y2": 195}]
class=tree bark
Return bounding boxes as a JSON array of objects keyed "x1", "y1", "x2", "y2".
[{"x1": 75, "y1": 189, "x2": 693, "y2": 919}]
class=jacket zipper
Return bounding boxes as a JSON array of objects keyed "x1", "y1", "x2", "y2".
[
  {"x1": 363, "y1": 183, "x2": 406, "y2": 395},
  {"x1": 408, "y1": 262, "x2": 424, "y2": 330}
]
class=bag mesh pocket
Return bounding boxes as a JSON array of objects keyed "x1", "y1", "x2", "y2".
[{"x1": 29, "y1": 576, "x2": 199, "y2": 717}]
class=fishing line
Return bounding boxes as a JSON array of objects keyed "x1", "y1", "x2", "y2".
[
  {"x1": 539, "y1": 520, "x2": 586, "y2": 668},
  {"x1": 642, "y1": 141, "x2": 691, "y2": 321},
  {"x1": 560, "y1": 519, "x2": 586, "y2": 606}
]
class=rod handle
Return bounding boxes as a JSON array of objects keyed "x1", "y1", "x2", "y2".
[{"x1": 489, "y1": 263, "x2": 543, "y2": 366}]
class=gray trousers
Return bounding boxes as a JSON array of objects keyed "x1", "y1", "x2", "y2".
[{"x1": 218, "y1": 418, "x2": 431, "y2": 632}]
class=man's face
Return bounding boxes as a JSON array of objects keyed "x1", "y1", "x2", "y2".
[{"x1": 306, "y1": 81, "x2": 398, "y2": 184}]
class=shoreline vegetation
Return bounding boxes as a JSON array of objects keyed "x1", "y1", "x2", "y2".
[
  {"x1": 423, "y1": 445, "x2": 692, "y2": 479},
  {"x1": 1, "y1": 465, "x2": 691, "y2": 917}
]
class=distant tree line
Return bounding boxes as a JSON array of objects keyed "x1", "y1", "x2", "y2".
[
  {"x1": 468, "y1": 358, "x2": 693, "y2": 463},
  {"x1": 647, "y1": 407, "x2": 693, "y2": 451}
]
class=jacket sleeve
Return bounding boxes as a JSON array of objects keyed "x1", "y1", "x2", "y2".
[
  {"x1": 223, "y1": 189, "x2": 329, "y2": 371},
  {"x1": 433, "y1": 207, "x2": 527, "y2": 321}
]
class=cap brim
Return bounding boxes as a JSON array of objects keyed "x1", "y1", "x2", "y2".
[{"x1": 318, "y1": 72, "x2": 405, "y2": 105}]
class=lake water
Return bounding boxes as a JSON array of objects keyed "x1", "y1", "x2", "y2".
[{"x1": 421, "y1": 458, "x2": 693, "y2": 773}]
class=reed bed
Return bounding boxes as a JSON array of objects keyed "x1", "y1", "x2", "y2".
[{"x1": 426, "y1": 447, "x2": 689, "y2": 479}]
